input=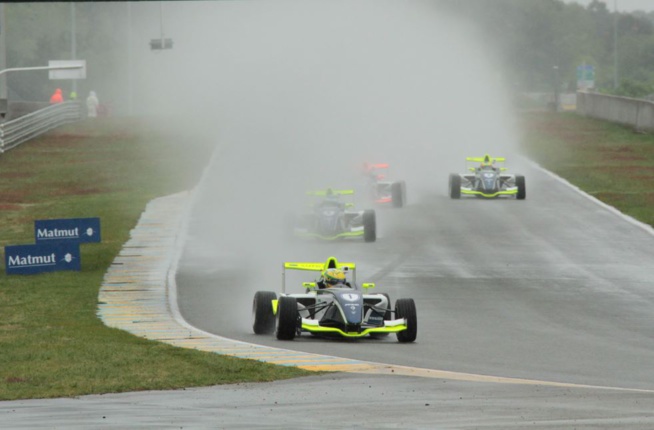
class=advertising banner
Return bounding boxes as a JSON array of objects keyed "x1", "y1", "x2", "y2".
[
  {"x1": 5, "y1": 243, "x2": 81, "y2": 275},
  {"x1": 34, "y1": 217, "x2": 101, "y2": 244}
]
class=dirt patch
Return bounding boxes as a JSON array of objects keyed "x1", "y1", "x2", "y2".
[
  {"x1": 0, "y1": 191, "x2": 31, "y2": 203},
  {"x1": 0, "y1": 204, "x2": 22, "y2": 211},
  {"x1": 0, "y1": 172, "x2": 32, "y2": 179},
  {"x1": 607, "y1": 154, "x2": 647, "y2": 161},
  {"x1": 50, "y1": 186, "x2": 108, "y2": 196},
  {"x1": 30, "y1": 135, "x2": 86, "y2": 149},
  {"x1": 595, "y1": 165, "x2": 654, "y2": 174},
  {"x1": 594, "y1": 192, "x2": 626, "y2": 202}
]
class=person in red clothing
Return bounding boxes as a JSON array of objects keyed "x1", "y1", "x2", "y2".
[{"x1": 49, "y1": 88, "x2": 64, "y2": 104}]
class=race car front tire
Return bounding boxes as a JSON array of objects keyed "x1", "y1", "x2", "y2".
[
  {"x1": 395, "y1": 298, "x2": 417, "y2": 343},
  {"x1": 363, "y1": 210, "x2": 377, "y2": 242},
  {"x1": 276, "y1": 296, "x2": 298, "y2": 340},
  {"x1": 252, "y1": 291, "x2": 277, "y2": 335},
  {"x1": 516, "y1": 175, "x2": 526, "y2": 200},
  {"x1": 391, "y1": 181, "x2": 406, "y2": 208},
  {"x1": 369, "y1": 293, "x2": 392, "y2": 339},
  {"x1": 449, "y1": 174, "x2": 461, "y2": 199}
]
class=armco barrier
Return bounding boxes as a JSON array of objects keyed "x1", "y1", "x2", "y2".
[
  {"x1": 577, "y1": 91, "x2": 654, "y2": 132},
  {"x1": 0, "y1": 101, "x2": 82, "y2": 153}
]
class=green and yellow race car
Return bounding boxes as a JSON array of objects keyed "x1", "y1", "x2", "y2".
[
  {"x1": 290, "y1": 188, "x2": 377, "y2": 242},
  {"x1": 252, "y1": 256, "x2": 417, "y2": 342},
  {"x1": 448, "y1": 154, "x2": 526, "y2": 199}
]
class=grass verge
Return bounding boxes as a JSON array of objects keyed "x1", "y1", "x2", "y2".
[
  {"x1": 0, "y1": 118, "x2": 312, "y2": 401},
  {"x1": 520, "y1": 111, "x2": 654, "y2": 228}
]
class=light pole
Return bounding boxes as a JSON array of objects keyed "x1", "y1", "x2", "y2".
[
  {"x1": 0, "y1": 3, "x2": 7, "y2": 117},
  {"x1": 614, "y1": 0, "x2": 619, "y2": 89},
  {"x1": 70, "y1": 3, "x2": 77, "y2": 97},
  {"x1": 127, "y1": 2, "x2": 133, "y2": 115}
]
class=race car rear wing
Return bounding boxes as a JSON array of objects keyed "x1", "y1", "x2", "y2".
[
  {"x1": 363, "y1": 163, "x2": 390, "y2": 170},
  {"x1": 306, "y1": 188, "x2": 355, "y2": 197},
  {"x1": 466, "y1": 154, "x2": 506, "y2": 163},
  {"x1": 282, "y1": 256, "x2": 356, "y2": 293},
  {"x1": 466, "y1": 154, "x2": 508, "y2": 171}
]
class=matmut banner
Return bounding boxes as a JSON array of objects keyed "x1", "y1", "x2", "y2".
[
  {"x1": 5, "y1": 243, "x2": 81, "y2": 275},
  {"x1": 34, "y1": 217, "x2": 101, "y2": 244}
]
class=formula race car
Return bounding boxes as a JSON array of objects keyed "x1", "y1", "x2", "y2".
[
  {"x1": 362, "y1": 163, "x2": 406, "y2": 208},
  {"x1": 291, "y1": 188, "x2": 376, "y2": 242},
  {"x1": 448, "y1": 154, "x2": 526, "y2": 199},
  {"x1": 252, "y1": 256, "x2": 417, "y2": 342}
]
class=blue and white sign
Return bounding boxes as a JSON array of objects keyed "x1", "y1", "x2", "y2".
[
  {"x1": 577, "y1": 64, "x2": 595, "y2": 90},
  {"x1": 34, "y1": 217, "x2": 101, "y2": 244},
  {"x1": 5, "y1": 243, "x2": 81, "y2": 275}
]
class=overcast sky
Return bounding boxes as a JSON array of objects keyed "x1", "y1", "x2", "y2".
[{"x1": 564, "y1": 0, "x2": 654, "y2": 12}]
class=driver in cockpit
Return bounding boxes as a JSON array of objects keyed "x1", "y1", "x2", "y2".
[
  {"x1": 478, "y1": 160, "x2": 498, "y2": 172},
  {"x1": 318, "y1": 188, "x2": 344, "y2": 209},
  {"x1": 317, "y1": 268, "x2": 349, "y2": 289}
]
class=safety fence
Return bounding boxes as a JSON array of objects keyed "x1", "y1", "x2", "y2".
[
  {"x1": 577, "y1": 91, "x2": 654, "y2": 133},
  {"x1": 0, "y1": 101, "x2": 83, "y2": 153}
]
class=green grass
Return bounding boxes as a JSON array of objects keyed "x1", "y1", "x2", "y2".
[
  {"x1": 0, "y1": 118, "x2": 312, "y2": 400},
  {"x1": 520, "y1": 111, "x2": 654, "y2": 227}
]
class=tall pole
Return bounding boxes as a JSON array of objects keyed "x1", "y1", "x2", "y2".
[
  {"x1": 613, "y1": 0, "x2": 618, "y2": 89},
  {"x1": 127, "y1": 2, "x2": 133, "y2": 115},
  {"x1": 160, "y1": 1, "x2": 165, "y2": 48},
  {"x1": 71, "y1": 3, "x2": 78, "y2": 96},
  {"x1": 0, "y1": 3, "x2": 7, "y2": 101}
]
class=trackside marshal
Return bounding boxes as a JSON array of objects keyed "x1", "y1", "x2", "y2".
[{"x1": 34, "y1": 217, "x2": 101, "y2": 243}]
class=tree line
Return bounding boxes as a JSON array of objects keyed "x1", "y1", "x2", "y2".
[
  {"x1": 441, "y1": 0, "x2": 654, "y2": 97},
  {"x1": 6, "y1": 0, "x2": 654, "y2": 114}
]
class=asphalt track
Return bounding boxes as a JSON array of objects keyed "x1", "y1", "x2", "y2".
[
  {"x1": 175, "y1": 149, "x2": 654, "y2": 427},
  {"x1": 179, "y1": 156, "x2": 654, "y2": 392}
]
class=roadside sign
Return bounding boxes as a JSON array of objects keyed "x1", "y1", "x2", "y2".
[
  {"x1": 48, "y1": 60, "x2": 86, "y2": 80},
  {"x1": 34, "y1": 217, "x2": 101, "y2": 244},
  {"x1": 577, "y1": 64, "x2": 595, "y2": 90},
  {"x1": 5, "y1": 243, "x2": 81, "y2": 275},
  {"x1": 150, "y1": 38, "x2": 173, "y2": 50}
]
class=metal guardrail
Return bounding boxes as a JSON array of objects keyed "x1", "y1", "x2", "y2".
[{"x1": 0, "y1": 102, "x2": 83, "y2": 153}]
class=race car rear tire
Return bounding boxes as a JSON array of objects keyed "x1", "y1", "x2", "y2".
[
  {"x1": 516, "y1": 175, "x2": 526, "y2": 200},
  {"x1": 370, "y1": 293, "x2": 391, "y2": 339},
  {"x1": 395, "y1": 298, "x2": 417, "y2": 343},
  {"x1": 363, "y1": 210, "x2": 377, "y2": 242},
  {"x1": 276, "y1": 296, "x2": 298, "y2": 340},
  {"x1": 449, "y1": 174, "x2": 461, "y2": 199},
  {"x1": 252, "y1": 291, "x2": 277, "y2": 335},
  {"x1": 391, "y1": 181, "x2": 406, "y2": 208}
]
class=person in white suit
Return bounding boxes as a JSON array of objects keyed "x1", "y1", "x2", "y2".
[{"x1": 86, "y1": 91, "x2": 99, "y2": 118}]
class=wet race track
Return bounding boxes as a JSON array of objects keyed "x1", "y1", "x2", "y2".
[{"x1": 177, "y1": 148, "x2": 654, "y2": 393}]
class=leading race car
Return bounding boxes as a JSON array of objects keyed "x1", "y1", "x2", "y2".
[
  {"x1": 448, "y1": 154, "x2": 526, "y2": 199},
  {"x1": 290, "y1": 188, "x2": 376, "y2": 242},
  {"x1": 362, "y1": 162, "x2": 406, "y2": 208},
  {"x1": 252, "y1": 256, "x2": 417, "y2": 342}
]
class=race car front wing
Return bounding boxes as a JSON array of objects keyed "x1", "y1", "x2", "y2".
[{"x1": 300, "y1": 318, "x2": 408, "y2": 338}]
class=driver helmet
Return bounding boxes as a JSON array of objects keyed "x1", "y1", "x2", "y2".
[{"x1": 322, "y1": 268, "x2": 346, "y2": 287}]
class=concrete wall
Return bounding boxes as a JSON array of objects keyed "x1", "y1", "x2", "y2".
[{"x1": 577, "y1": 91, "x2": 654, "y2": 132}]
